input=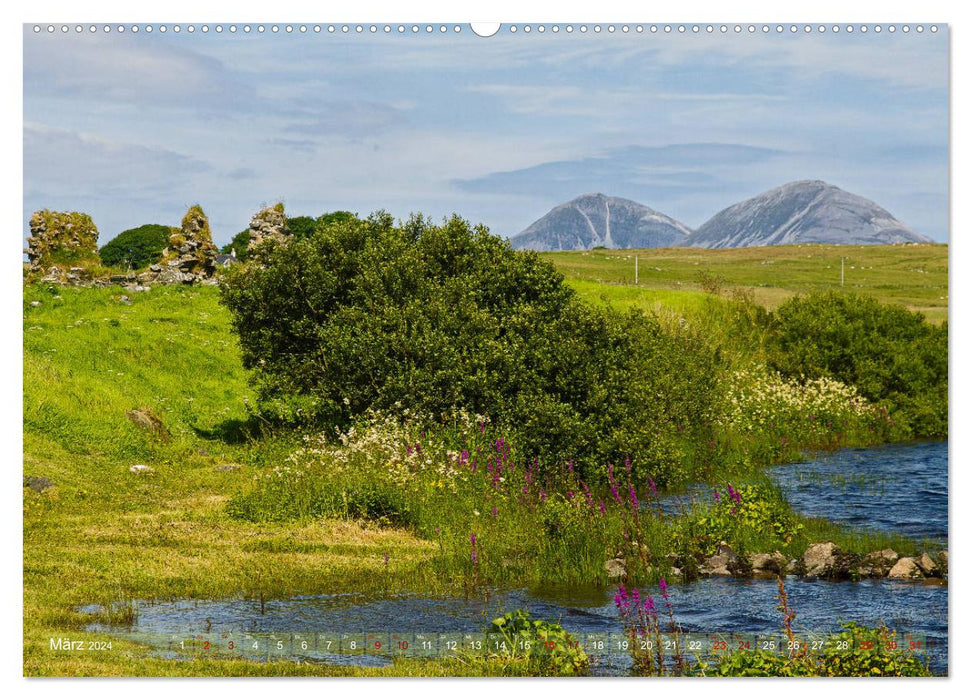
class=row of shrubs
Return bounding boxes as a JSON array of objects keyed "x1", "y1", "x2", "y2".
[{"x1": 220, "y1": 210, "x2": 947, "y2": 492}]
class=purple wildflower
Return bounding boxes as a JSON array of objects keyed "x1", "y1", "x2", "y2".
[
  {"x1": 610, "y1": 483, "x2": 623, "y2": 505},
  {"x1": 629, "y1": 485, "x2": 639, "y2": 510},
  {"x1": 480, "y1": 421, "x2": 486, "y2": 435},
  {"x1": 567, "y1": 491, "x2": 574, "y2": 501},
  {"x1": 598, "y1": 500, "x2": 607, "y2": 515},
  {"x1": 567, "y1": 459, "x2": 574, "y2": 473},
  {"x1": 539, "y1": 489, "x2": 547, "y2": 501},
  {"x1": 643, "y1": 595, "x2": 656, "y2": 615},
  {"x1": 492, "y1": 507, "x2": 498, "y2": 517},
  {"x1": 659, "y1": 577, "x2": 669, "y2": 600},
  {"x1": 648, "y1": 477, "x2": 657, "y2": 496},
  {"x1": 625, "y1": 455, "x2": 632, "y2": 474}
]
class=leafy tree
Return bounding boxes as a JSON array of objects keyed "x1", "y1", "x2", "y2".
[
  {"x1": 769, "y1": 291, "x2": 947, "y2": 438},
  {"x1": 286, "y1": 216, "x2": 317, "y2": 241},
  {"x1": 99, "y1": 224, "x2": 171, "y2": 270},
  {"x1": 220, "y1": 212, "x2": 719, "y2": 485},
  {"x1": 221, "y1": 230, "x2": 251, "y2": 262}
]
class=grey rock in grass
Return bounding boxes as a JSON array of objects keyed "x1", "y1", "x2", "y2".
[
  {"x1": 29, "y1": 300, "x2": 41, "y2": 307},
  {"x1": 23, "y1": 476, "x2": 53, "y2": 493},
  {"x1": 216, "y1": 464, "x2": 240, "y2": 472},
  {"x1": 605, "y1": 558, "x2": 627, "y2": 578},
  {"x1": 126, "y1": 408, "x2": 170, "y2": 443},
  {"x1": 888, "y1": 557, "x2": 924, "y2": 580},
  {"x1": 129, "y1": 464, "x2": 155, "y2": 475}
]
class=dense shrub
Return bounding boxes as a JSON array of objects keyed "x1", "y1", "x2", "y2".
[
  {"x1": 220, "y1": 212, "x2": 719, "y2": 485},
  {"x1": 769, "y1": 292, "x2": 947, "y2": 438},
  {"x1": 100, "y1": 224, "x2": 172, "y2": 269}
]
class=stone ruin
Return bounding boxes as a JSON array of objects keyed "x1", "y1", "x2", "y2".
[
  {"x1": 135, "y1": 205, "x2": 219, "y2": 285},
  {"x1": 248, "y1": 203, "x2": 291, "y2": 255},
  {"x1": 25, "y1": 210, "x2": 100, "y2": 280}
]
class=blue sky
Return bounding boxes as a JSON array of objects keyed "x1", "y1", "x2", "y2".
[{"x1": 23, "y1": 25, "x2": 949, "y2": 246}]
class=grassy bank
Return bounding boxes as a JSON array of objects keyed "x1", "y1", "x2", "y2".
[{"x1": 23, "y1": 241, "x2": 946, "y2": 676}]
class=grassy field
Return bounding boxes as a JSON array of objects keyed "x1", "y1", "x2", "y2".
[
  {"x1": 22, "y1": 243, "x2": 946, "y2": 676},
  {"x1": 544, "y1": 244, "x2": 948, "y2": 323}
]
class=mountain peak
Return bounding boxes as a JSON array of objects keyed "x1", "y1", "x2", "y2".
[
  {"x1": 687, "y1": 181, "x2": 932, "y2": 248},
  {"x1": 510, "y1": 194, "x2": 692, "y2": 252}
]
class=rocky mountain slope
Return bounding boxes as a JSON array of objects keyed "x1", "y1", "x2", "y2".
[
  {"x1": 687, "y1": 180, "x2": 932, "y2": 248},
  {"x1": 510, "y1": 193, "x2": 692, "y2": 251}
]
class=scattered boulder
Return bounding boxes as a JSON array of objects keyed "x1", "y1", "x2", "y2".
[
  {"x1": 605, "y1": 558, "x2": 627, "y2": 578},
  {"x1": 803, "y1": 542, "x2": 838, "y2": 576},
  {"x1": 801, "y1": 542, "x2": 856, "y2": 579},
  {"x1": 129, "y1": 464, "x2": 155, "y2": 475},
  {"x1": 749, "y1": 551, "x2": 787, "y2": 576},
  {"x1": 23, "y1": 476, "x2": 53, "y2": 493},
  {"x1": 29, "y1": 300, "x2": 41, "y2": 307},
  {"x1": 938, "y1": 551, "x2": 948, "y2": 574},
  {"x1": 855, "y1": 548, "x2": 899, "y2": 578},
  {"x1": 915, "y1": 553, "x2": 939, "y2": 577},
  {"x1": 126, "y1": 408, "x2": 170, "y2": 442},
  {"x1": 700, "y1": 542, "x2": 740, "y2": 576},
  {"x1": 888, "y1": 557, "x2": 924, "y2": 581}
]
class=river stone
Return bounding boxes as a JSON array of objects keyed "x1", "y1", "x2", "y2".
[
  {"x1": 915, "y1": 553, "x2": 939, "y2": 576},
  {"x1": 700, "y1": 543, "x2": 739, "y2": 576},
  {"x1": 803, "y1": 542, "x2": 840, "y2": 577},
  {"x1": 856, "y1": 548, "x2": 899, "y2": 577},
  {"x1": 23, "y1": 476, "x2": 53, "y2": 493},
  {"x1": 605, "y1": 558, "x2": 627, "y2": 578},
  {"x1": 888, "y1": 557, "x2": 924, "y2": 580},
  {"x1": 129, "y1": 464, "x2": 155, "y2": 475},
  {"x1": 749, "y1": 551, "x2": 787, "y2": 575},
  {"x1": 939, "y1": 551, "x2": 948, "y2": 570}
]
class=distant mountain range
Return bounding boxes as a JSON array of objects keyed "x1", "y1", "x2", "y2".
[{"x1": 509, "y1": 181, "x2": 933, "y2": 251}]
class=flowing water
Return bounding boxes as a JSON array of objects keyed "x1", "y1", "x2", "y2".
[{"x1": 85, "y1": 441, "x2": 948, "y2": 675}]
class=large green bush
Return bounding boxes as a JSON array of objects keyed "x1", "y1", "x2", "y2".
[
  {"x1": 100, "y1": 224, "x2": 172, "y2": 270},
  {"x1": 769, "y1": 292, "x2": 947, "y2": 438},
  {"x1": 219, "y1": 212, "x2": 719, "y2": 485}
]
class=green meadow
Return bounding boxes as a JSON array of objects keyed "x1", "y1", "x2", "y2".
[
  {"x1": 545, "y1": 244, "x2": 948, "y2": 323},
  {"x1": 22, "y1": 243, "x2": 946, "y2": 676}
]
